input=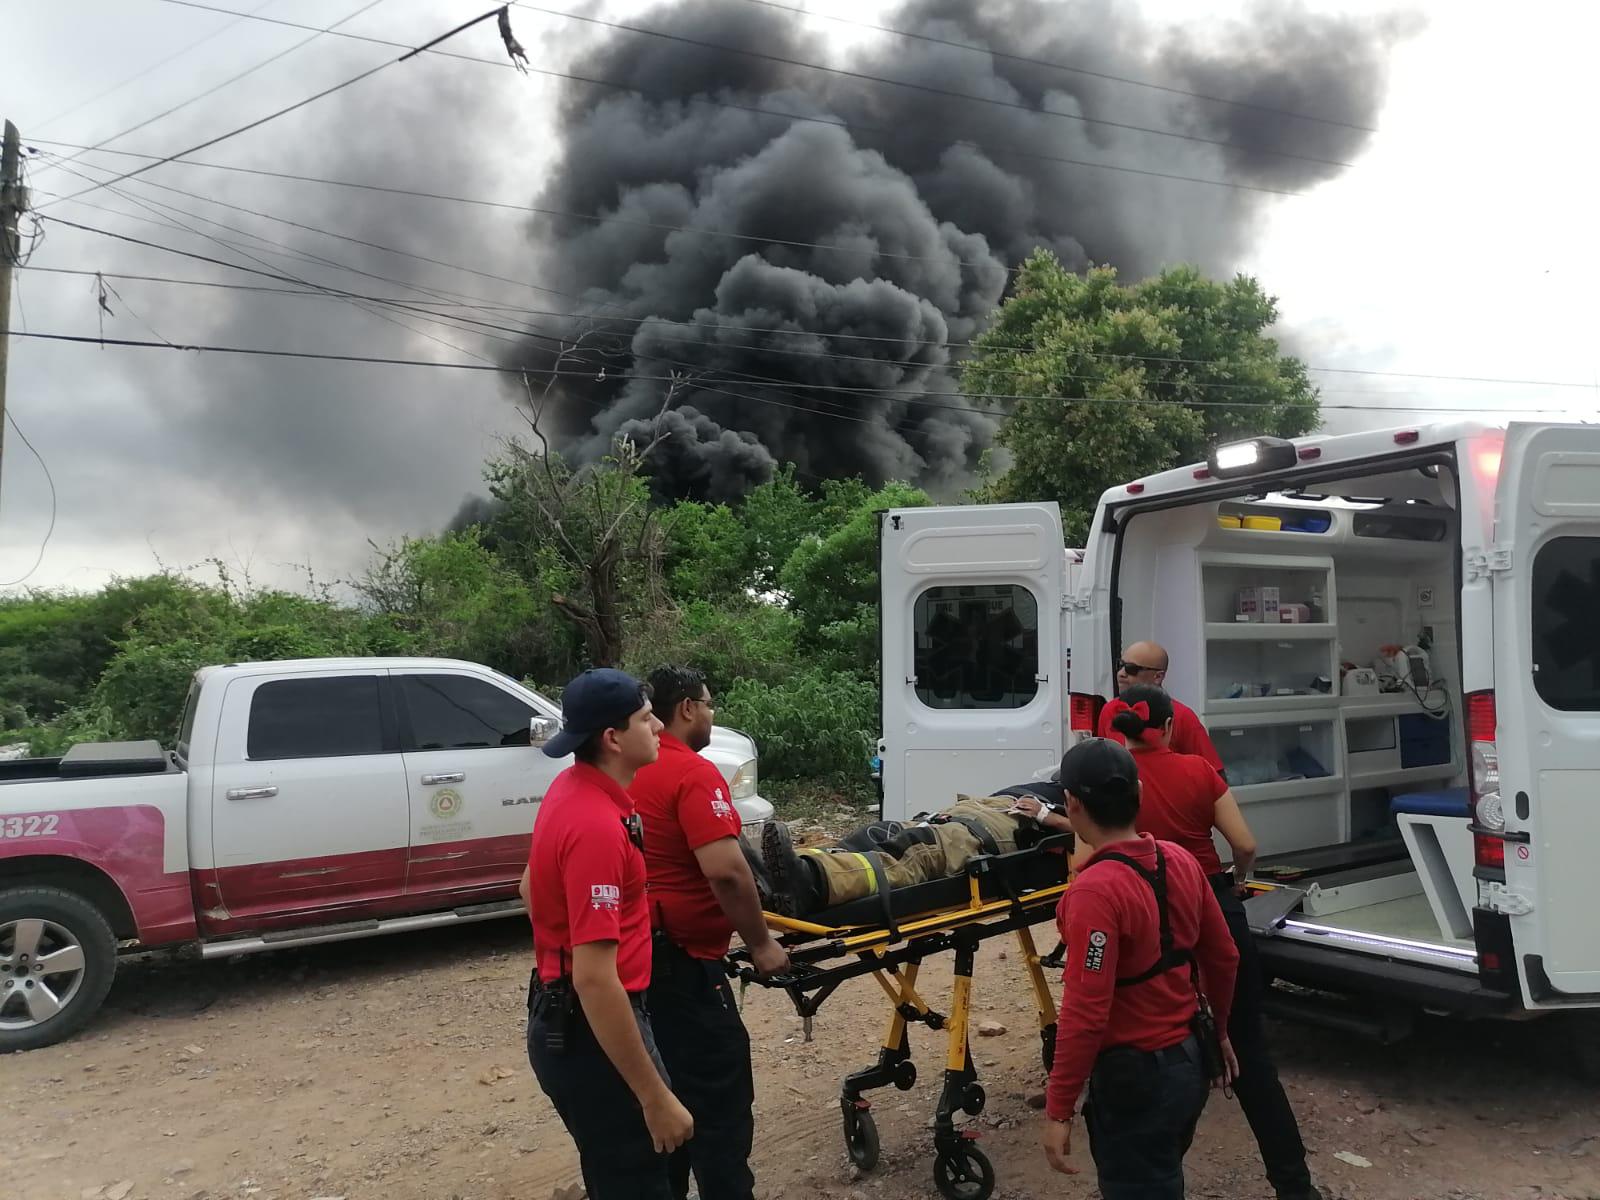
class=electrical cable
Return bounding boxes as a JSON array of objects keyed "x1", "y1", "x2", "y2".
[
  {"x1": 726, "y1": 0, "x2": 1378, "y2": 134},
  {"x1": 0, "y1": 414, "x2": 59, "y2": 589},
  {"x1": 123, "y1": 6, "x2": 1309, "y2": 201},
  {"x1": 37, "y1": 6, "x2": 510, "y2": 211},
  {"x1": 34, "y1": 0, "x2": 389, "y2": 185},
  {"x1": 8, "y1": 331, "x2": 1581, "y2": 417}
]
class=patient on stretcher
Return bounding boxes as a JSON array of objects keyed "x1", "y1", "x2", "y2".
[{"x1": 758, "y1": 782, "x2": 1069, "y2": 918}]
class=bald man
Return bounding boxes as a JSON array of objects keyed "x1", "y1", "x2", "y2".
[{"x1": 1098, "y1": 641, "x2": 1225, "y2": 773}]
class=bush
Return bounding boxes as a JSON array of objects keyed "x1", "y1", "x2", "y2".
[
  {"x1": 717, "y1": 667, "x2": 877, "y2": 779},
  {"x1": 622, "y1": 600, "x2": 801, "y2": 692}
]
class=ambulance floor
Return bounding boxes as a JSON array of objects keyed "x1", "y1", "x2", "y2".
[{"x1": 1306, "y1": 891, "x2": 1475, "y2": 951}]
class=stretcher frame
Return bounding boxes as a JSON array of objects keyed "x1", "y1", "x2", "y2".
[{"x1": 728, "y1": 835, "x2": 1072, "y2": 1200}]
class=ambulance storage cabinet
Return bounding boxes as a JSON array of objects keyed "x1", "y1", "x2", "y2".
[
  {"x1": 1198, "y1": 552, "x2": 1339, "y2": 712},
  {"x1": 1207, "y1": 711, "x2": 1345, "y2": 854},
  {"x1": 1198, "y1": 552, "x2": 1345, "y2": 854}
]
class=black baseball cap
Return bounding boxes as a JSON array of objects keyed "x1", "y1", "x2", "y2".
[
  {"x1": 542, "y1": 668, "x2": 651, "y2": 759},
  {"x1": 1057, "y1": 738, "x2": 1139, "y2": 802}
]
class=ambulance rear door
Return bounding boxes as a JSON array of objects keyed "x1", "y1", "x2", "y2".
[
  {"x1": 879, "y1": 503, "x2": 1066, "y2": 821},
  {"x1": 1493, "y1": 422, "x2": 1600, "y2": 1004}
]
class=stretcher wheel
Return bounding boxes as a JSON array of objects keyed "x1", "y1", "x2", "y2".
[
  {"x1": 933, "y1": 1143, "x2": 995, "y2": 1200},
  {"x1": 960, "y1": 1082, "x2": 986, "y2": 1116},
  {"x1": 843, "y1": 1106, "x2": 880, "y2": 1171},
  {"x1": 893, "y1": 1060, "x2": 918, "y2": 1091}
]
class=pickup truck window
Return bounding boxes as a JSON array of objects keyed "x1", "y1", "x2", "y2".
[
  {"x1": 247, "y1": 675, "x2": 386, "y2": 760},
  {"x1": 1532, "y1": 535, "x2": 1600, "y2": 712},
  {"x1": 912, "y1": 584, "x2": 1040, "y2": 710},
  {"x1": 400, "y1": 674, "x2": 535, "y2": 750}
]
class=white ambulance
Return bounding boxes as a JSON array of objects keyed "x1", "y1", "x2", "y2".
[{"x1": 879, "y1": 420, "x2": 1600, "y2": 1051}]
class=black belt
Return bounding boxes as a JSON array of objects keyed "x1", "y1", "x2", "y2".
[
  {"x1": 532, "y1": 978, "x2": 648, "y2": 1011},
  {"x1": 1151, "y1": 1035, "x2": 1198, "y2": 1068}
]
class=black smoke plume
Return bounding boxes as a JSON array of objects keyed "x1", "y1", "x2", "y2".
[{"x1": 505, "y1": 0, "x2": 1412, "y2": 500}]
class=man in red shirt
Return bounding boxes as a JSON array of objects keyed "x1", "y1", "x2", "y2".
[
  {"x1": 1042, "y1": 738, "x2": 1239, "y2": 1198},
  {"x1": 525, "y1": 668, "x2": 691, "y2": 1200},
  {"x1": 632, "y1": 665, "x2": 789, "y2": 1200},
  {"x1": 1098, "y1": 640, "x2": 1225, "y2": 772}
]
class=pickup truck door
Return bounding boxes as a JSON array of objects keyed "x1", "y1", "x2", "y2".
[
  {"x1": 1494, "y1": 422, "x2": 1600, "y2": 1004},
  {"x1": 207, "y1": 670, "x2": 410, "y2": 927},
  {"x1": 879, "y1": 502, "x2": 1066, "y2": 821},
  {"x1": 395, "y1": 670, "x2": 562, "y2": 900}
]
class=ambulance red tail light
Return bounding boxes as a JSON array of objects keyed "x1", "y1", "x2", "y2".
[
  {"x1": 1467, "y1": 691, "x2": 1506, "y2": 869},
  {"x1": 1069, "y1": 693, "x2": 1103, "y2": 735}
]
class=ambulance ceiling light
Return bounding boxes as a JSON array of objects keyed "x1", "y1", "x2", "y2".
[{"x1": 1208, "y1": 436, "x2": 1298, "y2": 478}]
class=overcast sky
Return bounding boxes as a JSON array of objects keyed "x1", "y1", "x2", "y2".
[{"x1": 2, "y1": 0, "x2": 1596, "y2": 596}]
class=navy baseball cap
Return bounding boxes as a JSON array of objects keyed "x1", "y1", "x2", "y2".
[
  {"x1": 1057, "y1": 738, "x2": 1139, "y2": 802},
  {"x1": 542, "y1": 668, "x2": 651, "y2": 759}
]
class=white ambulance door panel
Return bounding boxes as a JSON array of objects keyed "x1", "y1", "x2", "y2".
[
  {"x1": 1495, "y1": 423, "x2": 1600, "y2": 1002},
  {"x1": 879, "y1": 503, "x2": 1065, "y2": 821}
]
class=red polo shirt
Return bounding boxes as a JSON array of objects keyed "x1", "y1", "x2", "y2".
[
  {"x1": 632, "y1": 732, "x2": 743, "y2": 960},
  {"x1": 1098, "y1": 697, "x2": 1224, "y2": 773},
  {"x1": 1046, "y1": 835, "x2": 1238, "y2": 1121},
  {"x1": 1127, "y1": 747, "x2": 1229, "y2": 876},
  {"x1": 527, "y1": 762, "x2": 652, "y2": 993}
]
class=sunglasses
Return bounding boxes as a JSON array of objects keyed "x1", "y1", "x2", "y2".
[{"x1": 1118, "y1": 660, "x2": 1163, "y2": 675}]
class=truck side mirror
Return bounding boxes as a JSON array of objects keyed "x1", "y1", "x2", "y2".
[{"x1": 529, "y1": 716, "x2": 561, "y2": 748}]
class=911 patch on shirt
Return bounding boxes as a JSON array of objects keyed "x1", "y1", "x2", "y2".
[
  {"x1": 1083, "y1": 929, "x2": 1109, "y2": 973},
  {"x1": 590, "y1": 883, "x2": 621, "y2": 911}
]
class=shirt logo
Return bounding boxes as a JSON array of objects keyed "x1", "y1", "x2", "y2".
[
  {"x1": 711, "y1": 798, "x2": 735, "y2": 819},
  {"x1": 715, "y1": 787, "x2": 725, "y2": 801},
  {"x1": 1084, "y1": 929, "x2": 1108, "y2": 973},
  {"x1": 590, "y1": 884, "x2": 621, "y2": 911}
]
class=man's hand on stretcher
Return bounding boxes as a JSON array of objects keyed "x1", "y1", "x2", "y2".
[{"x1": 749, "y1": 937, "x2": 792, "y2": 979}]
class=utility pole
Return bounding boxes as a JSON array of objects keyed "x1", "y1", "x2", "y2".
[{"x1": 0, "y1": 119, "x2": 22, "y2": 512}]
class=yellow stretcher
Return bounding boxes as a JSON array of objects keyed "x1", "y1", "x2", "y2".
[{"x1": 727, "y1": 833, "x2": 1072, "y2": 1200}]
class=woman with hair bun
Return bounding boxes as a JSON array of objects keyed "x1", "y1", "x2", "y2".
[{"x1": 1098, "y1": 683, "x2": 1322, "y2": 1200}]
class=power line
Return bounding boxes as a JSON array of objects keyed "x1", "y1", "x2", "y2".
[
  {"x1": 54, "y1": 152, "x2": 577, "y2": 302},
  {"x1": 39, "y1": 167, "x2": 511, "y2": 364},
  {"x1": 728, "y1": 0, "x2": 1378, "y2": 135},
  {"x1": 34, "y1": 0, "x2": 389, "y2": 185},
  {"x1": 35, "y1": 140, "x2": 1042, "y2": 276},
  {"x1": 0, "y1": 413, "x2": 58, "y2": 589},
  {"x1": 28, "y1": 0, "x2": 279, "y2": 133},
  {"x1": 25, "y1": 256, "x2": 1600, "y2": 398},
  {"x1": 9, "y1": 331, "x2": 1579, "y2": 417},
  {"x1": 505, "y1": 2, "x2": 1355, "y2": 173},
  {"x1": 121, "y1": 6, "x2": 1306, "y2": 201},
  {"x1": 38, "y1": 6, "x2": 509, "y2": 212}
]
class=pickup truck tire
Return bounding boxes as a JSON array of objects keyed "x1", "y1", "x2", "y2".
[{"x1": 0, "y1": 887, "x2": 118, "y2": 1053}]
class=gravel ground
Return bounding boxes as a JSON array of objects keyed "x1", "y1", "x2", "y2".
[{"x1": 7, "y1": 909, "x2": 1600, "y2": 1200}]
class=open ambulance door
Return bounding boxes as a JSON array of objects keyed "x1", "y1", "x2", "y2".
[
  {"x1": 878, "y1": 503, "x2": 1066, "y2": 822},
  {"x1": 1493, "y1": 423, "x2": 1600, "y2": 1004}
]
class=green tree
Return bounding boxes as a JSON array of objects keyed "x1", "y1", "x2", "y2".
[
  {"x1": 966, "y1": 253, "x2": 1319, "y2": 542},
  {"x1": 781, "y1": 480, "x2": 931, "y2": 673},
  {"x1": 355, "y1": 529, "x2": 574, "y2": 683}
]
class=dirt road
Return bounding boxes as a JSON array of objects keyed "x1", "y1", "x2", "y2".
[{"x1": 7, "y1": 915, "x2": 1600, "y2": 1200}]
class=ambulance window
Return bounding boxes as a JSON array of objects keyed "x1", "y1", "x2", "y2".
[
  {"x1": 1532, "y1": 536, "x2": 1600, "y2": 711},
  {"x1": 913, "y1": 585, "x2": 1039, "y2": 709}
]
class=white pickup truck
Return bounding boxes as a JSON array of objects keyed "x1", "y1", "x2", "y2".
[{"x1": 0, "y1": 656, "x2": 771, "y2": 1051}]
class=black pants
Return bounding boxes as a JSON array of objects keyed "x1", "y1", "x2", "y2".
[
  {"x1": 1212, "y1": 877, "x2": 1313, "y2": 1197},
  {"x1": 1084, "y1": 1036, "x2": 1209, "y2": 1199},
  {"x1": 528, "y1": 988, "x2": 674, "y2": 1200},
  {"x1": 648, "y1": 937, "x2": 757, "y2": 1200}
]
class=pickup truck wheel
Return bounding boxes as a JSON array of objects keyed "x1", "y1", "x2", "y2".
[{"x1": 0, "y1": 887, "x2": 117, "y2": 1052}]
